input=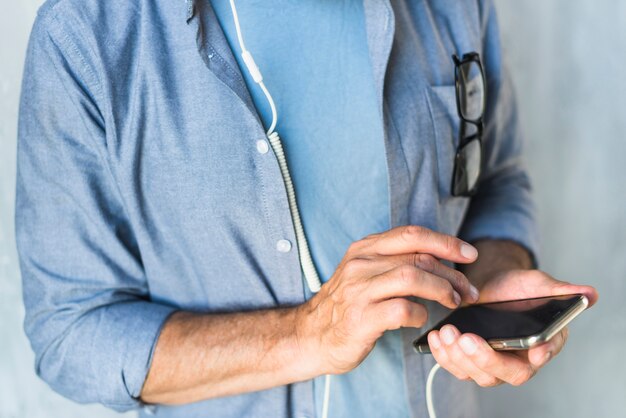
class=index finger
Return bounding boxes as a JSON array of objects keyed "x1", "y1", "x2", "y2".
[{"x1": 365, "y1": 225, "x2": 478, "y2": 264}]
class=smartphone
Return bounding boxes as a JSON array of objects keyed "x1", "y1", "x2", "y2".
[{"x1": 413, "y1": 294, "x2": 589, "y2": 354}]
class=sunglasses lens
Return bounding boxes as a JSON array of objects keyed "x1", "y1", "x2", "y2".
[
  {"x1": 452, "y1": 138, "x2": 482, "y2": 196},
  {"x1": 457, "y1": 61, "x2": 485, "y2": 122}
]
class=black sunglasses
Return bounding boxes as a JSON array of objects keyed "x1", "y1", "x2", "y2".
[{"x1": 451, "y1": 52, "x2": 486, "y2": 197}]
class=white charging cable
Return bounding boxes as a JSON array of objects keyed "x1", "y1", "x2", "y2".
[
  {"x1": 227, "y1": 1, "x2": 331, "y2": 417},
  {"x1": 426, "y1": 363, "x2": 442, "y2": 418}
]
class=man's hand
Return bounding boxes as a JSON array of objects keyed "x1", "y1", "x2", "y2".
[
  {"x1": 427, "y1": 268, "x2": 599, "y2": 387},
  {"x1": 141, "y1": 225, "x2": 479, "y2": 404},
  {"x1": 295, "y1": 225, "x2": 480, "y2": 375}
]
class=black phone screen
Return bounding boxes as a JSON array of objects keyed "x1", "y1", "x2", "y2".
[{"x1": 414, "y1": 294, "x2": 583, "y2": 346}]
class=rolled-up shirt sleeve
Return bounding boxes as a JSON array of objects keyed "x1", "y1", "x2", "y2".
[
  {"x1": 16, "y1": 12, "x2": 177, "y2": 411},
  {"x1": 458, "y1": 0, "x2": 539, "y2": 264}
]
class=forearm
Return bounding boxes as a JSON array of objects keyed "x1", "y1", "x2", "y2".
[
  {"x1": 140, "y1": 307, "x2": 316, "y2": 405},
  {"x1": 458, "y1": 239, "x2": 534, "y2": 292},
  {"x1": 140, "y1": 225, "x2": 484, "y2": 405}
]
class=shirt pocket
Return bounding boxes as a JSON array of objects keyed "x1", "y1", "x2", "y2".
[{"x1": 426, "y1": 84, "x2": 470, "y2": 236}]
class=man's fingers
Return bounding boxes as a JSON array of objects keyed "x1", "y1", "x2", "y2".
[
  {"x1": 433, "y1": 324, "x2": 565, "y2": 387},
  {"x1": 437, "y1": 326, "x2": 503, "y2": 387},
  {"x1": 428, "y1": 331, "x2": 470, "y2": 381},
  {"x1": 412, "y1": 254, "x2": 479, "y2": 302},
  {"x1": 447, "y1": 328, "x2": 538, "y2": 386},
  {"x1": 504, "y1": 270, "x2": 599, "y2": 308},
  {"x1": 366, "y1": 265, "x2": 463, "y2": 309},
  {"x1": 459, "y1": 334, "x2": 538, "y2": 386},
  {"x1": 527, "y1": 327, "x2": 568, "y2": 367},
  {"x1": 339, "y1": 253, "x2": 479, "y2": 303},
  {"x1": 360, "y1": 225, "x2": 478, "y2": 264},
  {"x1": 366, "y1": 298, "x2": 428, "y2": 331},
  {"x1": 379, "y1": 253, "x2": 479, "y2": 303},
  {"x1": 550, "y1": 283, "x2": 599, "y2": 307}
]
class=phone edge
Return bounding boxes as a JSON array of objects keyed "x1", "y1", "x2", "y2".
[
  {"x1": 510, "y1": 294, "x2": 589, "y2": 350},
  {"x1": 412, "y1": 294, "x2": 589, "y2": 353}
]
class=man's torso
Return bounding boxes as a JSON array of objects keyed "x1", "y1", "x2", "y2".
[{"x1": 31, "y1": 0, "x2": 485, "y2": 416}]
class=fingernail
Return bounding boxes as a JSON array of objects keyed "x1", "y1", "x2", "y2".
[
  {"x1": 430, "y1": 333, "x2": 441, "y2": 350},
  {"x1": 461, "y1": 243, "x2": 478, "y2": 260},
  {"x1": 540, "y1": 351, "x2": 552, "y2": 366},
  {"x1": 453, "y1": 291, "x2": 462, "y2": 306},
  {"x1": 469, "y1": 284, "x2": 480, "y2": 302},
  {"x1": 441, "y1": 326, "x2": 456, "y2": 345},
  {"x1": 459, "y1": 336, "x2": 477, "y2": 355}
]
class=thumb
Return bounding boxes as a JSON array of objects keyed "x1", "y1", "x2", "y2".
[{"x1": 550, "y1": 282, "x2": 599, "y2": 308}]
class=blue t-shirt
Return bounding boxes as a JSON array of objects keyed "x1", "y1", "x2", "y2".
[{"x1": 212, "y1": 1, "x2": 409, "y2": 417}]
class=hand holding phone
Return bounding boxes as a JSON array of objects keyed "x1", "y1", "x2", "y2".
[
  {"x1": 413, "y1": 294, "x2": 588, "y2": 353},
  {"x1": 416, "y1": 268, "x2": 598, "y2": 389}
]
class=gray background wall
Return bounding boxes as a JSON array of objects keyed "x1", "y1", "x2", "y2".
[{"x1": 1, "y1": 1, "x2": 624, "y2": 417}]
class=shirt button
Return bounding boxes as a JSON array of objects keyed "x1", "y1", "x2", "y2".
[
  {"x1": 256, "y1": 139, "x2": 270, "y2": 154},
  {"x1": 276, "y1": 239, "x2": 292, "y2": 253}
]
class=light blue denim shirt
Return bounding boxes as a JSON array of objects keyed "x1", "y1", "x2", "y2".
[{"x1": 16, "y1": 1, "x2": 538, "y2": 417}]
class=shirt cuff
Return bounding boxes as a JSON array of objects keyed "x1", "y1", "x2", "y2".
[
  {"x1": 459, "y1": 193, "x2": 540, "y2": 268},
  {"x1": 97, "y1": 301, "x2": 178, "y2": 410}
]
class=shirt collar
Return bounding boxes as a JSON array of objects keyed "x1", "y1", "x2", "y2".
[{"x1": 183, "y1": 0, "x2": 395, "y2": 135}]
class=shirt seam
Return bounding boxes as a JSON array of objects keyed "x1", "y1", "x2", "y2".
[
  {"x1": 45, "y1": 10, "x2": 146, "y2": 280},
  {"x1": 42, "y1": 13, "x2": 152, "y2": 406}
]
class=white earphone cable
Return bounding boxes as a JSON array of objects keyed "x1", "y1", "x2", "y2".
[
  {"x1": 321, "y1": 373, "x2": 331, "y2": 418},
  {"x1": 227, "y1": 1, "x2": 330, "y2": 416},
  {"x1": 228, "y1": 0, "x2": 321, "y2": 294},
  {"x1": 426, "y1": 363, "x2": 442, "y2": 418}
]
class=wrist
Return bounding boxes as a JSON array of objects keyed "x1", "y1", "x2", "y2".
[{"x1": 289, "y1": 302, "x2": 327, "y2": 380}]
